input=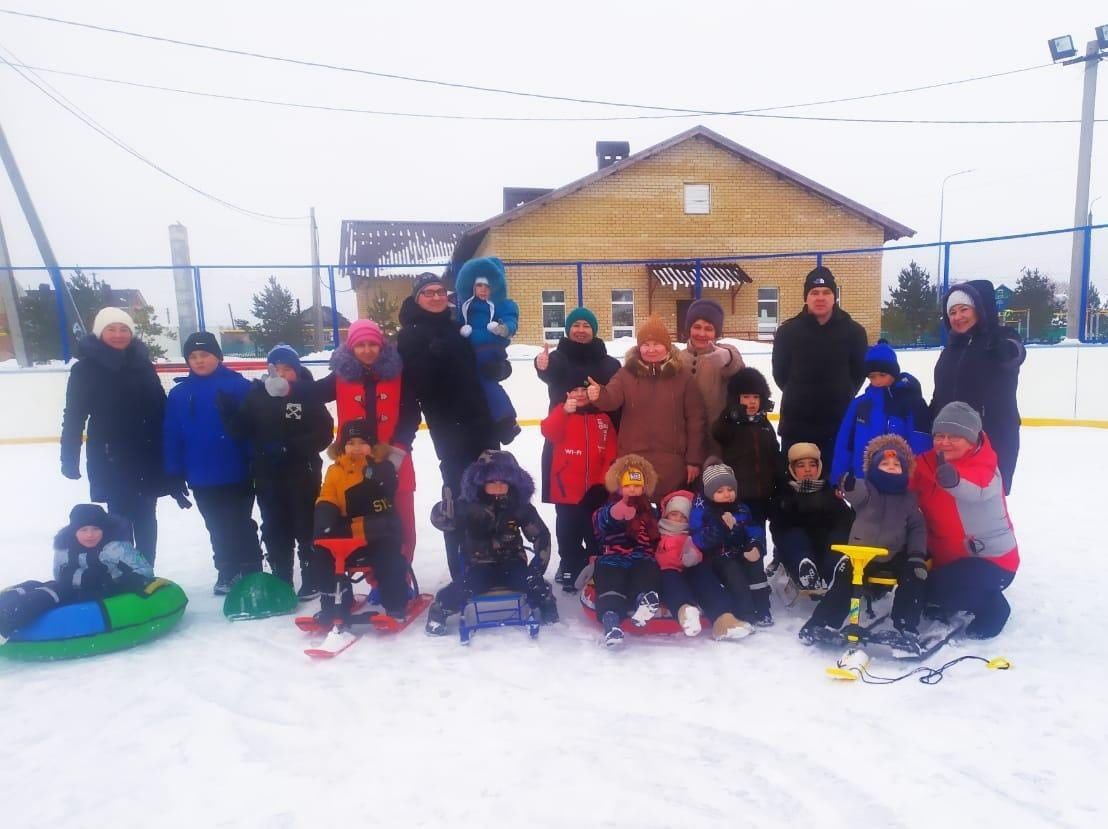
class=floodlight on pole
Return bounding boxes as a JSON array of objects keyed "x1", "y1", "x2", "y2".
[
  {"x1": 936, "y1": 168, "x2": 975, "y2": 298},
  {"x1": 1049, "y1": 35, "x2": 1078, "y2": 61}
]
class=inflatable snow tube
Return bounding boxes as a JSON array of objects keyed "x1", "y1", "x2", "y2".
[
  {"x1": 0, "y1": 578, "x2": 188, "y2": 662},
  {"x1": 579, "y1": 581, "x2": 707, "y2": 635}
]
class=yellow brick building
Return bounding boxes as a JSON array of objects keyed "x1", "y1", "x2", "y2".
[{"x1": 447, "y1": 126, "x2": 913, "y2": 345}]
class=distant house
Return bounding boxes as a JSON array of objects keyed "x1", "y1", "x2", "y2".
[
  {"x1": 450, "y1": 125, "x2": 914, "y2": 344},
  {"x1": 339, "y1": 220, "x2": 475, "y2": 324}
]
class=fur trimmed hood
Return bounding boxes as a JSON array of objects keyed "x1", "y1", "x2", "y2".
[
  {"x1": 326, "y1": 442, "x2": 394, "y2": 463},
  {"x1": 862, "y1": 432, "x2": 916, "y2": 478},
  {"x1": 605, "y1": 453, "x2": 659, "y2": 495},
  {"x1": 623, "y1": 345, "x2": 682, "y2": 379},
  {"x1": 461, "y1": 450, "x2": 535, "y2": 503},
  {"x1": 727, "y1": 367, "x2": 773, "y2": 411},
  {"x1": 329, "y1": 341, "x2": 402, "y2": 382}
]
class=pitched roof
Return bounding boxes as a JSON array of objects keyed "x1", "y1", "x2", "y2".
[
  {"x1": 340, "y1": 220, "x2": 475, "y2": 279},
  {"x1": 452, "y1": 125, "x2": 914, "y2": 263}
]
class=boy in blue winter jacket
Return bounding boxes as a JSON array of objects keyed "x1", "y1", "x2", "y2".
[
  {"x1": 454, "y1": 256, "x2": 521, "y2": 445},
  {"x1": 830, "y1": 340, "x2": 932, "y2": 484},
  {"x1": 163, "y1": 332, "x2": 263, "y2": 594}
]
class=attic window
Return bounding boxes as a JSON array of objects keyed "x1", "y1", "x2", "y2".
[{"x1": 684, "y1": 183, "x2": 710, "y2": 214}]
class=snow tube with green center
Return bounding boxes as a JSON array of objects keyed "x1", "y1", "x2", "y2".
[{"x1": 0, "y1": 578, "x2": 188, "y2": 662}]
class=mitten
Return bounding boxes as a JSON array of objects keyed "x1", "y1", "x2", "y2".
[
  {"x1": 264, "y1": 368, "x2": 291, "y2": 398},
  {"x1": 935, "y1": 452, "x2": 960, "y2": 488},
  {"x1": 459, "y1": 324, "x2": 473, "y2": 338},
  {"x1": 908, "y1": 555, "x2": 929, "y2": 581},
  {"x1": 487, "y1": 321, "x2": 508, "y2": 337},
  {"x1": 610, "y1": 499, "x2": 636, "y2": 521}
]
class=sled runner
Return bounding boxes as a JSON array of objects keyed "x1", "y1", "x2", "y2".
[{"x1": 458, "y1": 589, "x2": 541, "y2": 644}]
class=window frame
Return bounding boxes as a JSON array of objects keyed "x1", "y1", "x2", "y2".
[
  {"x1": 610, "y1": 289, "x2": 635, "y2": 339},
  {"x1": 683, "y1": 183, "x2": 711, "y2": 215},
  {"x1": 757, "y1": 286, "x2": 780, "y2": 335},
  {"x1": 541, "y1": 290, "x2": 567, "y2": 342}
]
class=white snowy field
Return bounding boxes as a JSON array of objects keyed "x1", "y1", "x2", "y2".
[{"x1": 0, "y1": 425, "x2": 1104, "y2": 829}]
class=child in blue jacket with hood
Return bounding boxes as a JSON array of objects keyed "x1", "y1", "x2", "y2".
[
  {"x1": 163, "y1": 332, "x2": 263, "y2": 593},
  {"x1": 830, "y1": 340, "x2": 932, "y2": 484},
  {"x1": 454, "y1": 256, "x2": 521, "y2": 445}
]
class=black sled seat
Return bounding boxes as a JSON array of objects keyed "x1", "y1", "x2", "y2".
[{"x1": 458, "y1": 588, "x2": 540, "y2": 644}]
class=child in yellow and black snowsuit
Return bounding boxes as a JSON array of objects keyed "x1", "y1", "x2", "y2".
[{"x1": 312, "y1": 418, "x2": 409, "y2": 638}]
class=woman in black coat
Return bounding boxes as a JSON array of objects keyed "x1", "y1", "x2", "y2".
[
  {"x1": 533, "y1": 307, "x2": 621, "y2": 502},
  {"x1": 931, "y1": 280, "x2": 1025, "y2": 494},
  {"x1": 60, "y1": 309, "x2": 180, "y2": 562},
  {"x1": 397, "y1": 274, "x2": 498, "y2": 577}
]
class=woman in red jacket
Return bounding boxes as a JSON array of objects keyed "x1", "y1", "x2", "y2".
[
  {"x1": 310, "y1": 320, "x2": 420, "y2": 561},
  {"x1": 540, "y1": 378, "x2": 618, "y2": 590},
  {"x1": 911, "y1": 402, "x2": 1019, "y2": 638}
]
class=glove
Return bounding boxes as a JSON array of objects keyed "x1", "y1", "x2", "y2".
[
  {"x1": 169, "y1": 479, "x2": 193, "y2": 510},
  {"x1": 908, "y1": 555, "x2": 929, "y2": 581},
  {"x1": 61, "y1": 460, "x2": 81, "y2": 480},
  {"x1": 935, "y1": 452, "x2": 960, "y2": 488},
  {"x1": 264, "y1": 367, "x2": 291, "y2": 398},
  {"x1": 610, "y1": 498, "x2": 636, "y2": 521},
  {"x1": 839, "y1": 471, "x2": 856, "y2": 493},
  {"x1": 487, "y1": 321, "x2": 508, "y2": 337},
  {"x1": 460, "y1": 324, "x2": 473, "y2": 338}
]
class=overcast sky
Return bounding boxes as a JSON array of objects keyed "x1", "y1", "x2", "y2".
[{"x1": 1, "y1": 0, "x2": 1106, "y2": 327}]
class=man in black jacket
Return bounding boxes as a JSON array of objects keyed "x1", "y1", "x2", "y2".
[{"x1": 772, "y1": 267, "x2": 868, "y2": 469}]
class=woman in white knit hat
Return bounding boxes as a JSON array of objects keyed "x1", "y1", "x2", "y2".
[{"x1": 59, "y1": 306, "x2": 183, "y2": 563}]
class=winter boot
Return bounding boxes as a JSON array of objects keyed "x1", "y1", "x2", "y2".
[
  {"x1": 424, "y1": 601, "x2": 449, "y2": 636},
  {"x1": 677, "y1": 604, "x2": 702, "y2": 637},
  {"x1": 601, "y1": 610, "x2": 624, "y2": 648},
  {"x1": 318, "y1": 625, "x2": 358, "y2": 653},
  {"x1": 537, "y1": 592, "x2": 560, "y2": 625},
  {"x1": 712, "y1": 612, "x2": 753, "y2": 641},
  {"x1": 213, "y1": 572, "x2": 241, "y2": 596},
  {"x1": 296, "y1": 565, "x2": 320, "y2": 602},
  {"x1": 797, "y1": 558, "x2": 826, "y2": 591},
  {"x1": 630, "y1": 591, "x2": 660, "y2": 627},
  {"x1": 798, "y1": 619, "x2": 838, "y2": 646}
]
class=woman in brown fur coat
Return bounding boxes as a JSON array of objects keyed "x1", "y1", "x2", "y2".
[{"x1": 587, "y1": 315, "x2": 706, "y2": 498}]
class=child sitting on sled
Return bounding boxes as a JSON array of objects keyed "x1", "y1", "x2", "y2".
[
  {"x1": 454, "y1": 256, "x2": 522, "y2": 445},
  {"x1": 690, "y1": 460, "x2": 768, "y2": 628},
  {"x1": 799, "y1": 434, "x2": 928, "y2": 654},
  {"x1": 0, "y1": 504, "x2": 154, "y2": 641},
  {"x1": 655, "y1": 489, "x2": 752, "y2": 641},
  {"x1": 311, "y1": 419, "x2": 410, "y2": 650},
  {"x1": 769, "y1": 443, "x2": 854, "y2": 593},
  {"x1": 425, "y1": 450, "x2": 554, "y2": 635},
  {"x1": 590, "y1": 454, "x2": 663, "y2": 648}
]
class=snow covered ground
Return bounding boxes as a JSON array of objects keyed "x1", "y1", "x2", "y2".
[{"x1": 1, "y1": 423, "x2": 1105, "y2": 828}]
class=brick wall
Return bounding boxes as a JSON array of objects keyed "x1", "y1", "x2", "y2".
[{"x1": 473, "y1": 135, "x2": 887, "y2": 344}]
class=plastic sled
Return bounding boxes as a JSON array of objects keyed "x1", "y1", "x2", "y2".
[
  {"x1": 458, "y1": 590, "x2": 540, "y2": 645},
  {"x1": 578, "y1": 580, "x2": 709, "y2": 636}
]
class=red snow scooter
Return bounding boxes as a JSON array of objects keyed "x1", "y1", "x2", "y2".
[{"x1": 297, "y1": 538, "x2": 432, "y2": 658}]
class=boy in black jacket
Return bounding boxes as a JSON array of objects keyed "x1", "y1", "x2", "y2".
[
  {"x1": 426, "y1": 450, "x2": 554, "y2": 635},
  {"x1": 222, "y1": 344, "x2": 334, "y2": 599}
]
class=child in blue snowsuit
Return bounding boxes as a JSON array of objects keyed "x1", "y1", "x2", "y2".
[
  {"x1": 830, "y1": 340, "x2": 932, "y2": 484},
  {"x1": 454, "y1": 256, "x2": 521, "y2": 446},
  {"x1": 163, "y1": 332, "x2": 263, "y2": 594},
  {"x1": 0, "y1": 504, "x2": 154, "y2": 640}
]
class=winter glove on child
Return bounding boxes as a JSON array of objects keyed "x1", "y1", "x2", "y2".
[
  {"x1": 839, "y1": 471, "x2": 856, "y2": 493},
  {"x1": 459, "y1": 324, "x2": 473, "y2": 338},
  {"x1": 61, "y1": 460, "x2": 81, "y2": 480},
  {"x1": 908, "y1": 555, "x2": 929, "y2": 581},
  {"x1": 935, "y1": 452, "x2": 960, "y2": 488},
  {"x1": 167, "y1": 478, "x2": 192, "y2": 510},
  {"x1": 264, "y1": 367, "x2": 291, "y2": 398},
  {"x1": 486, "y1": 321, "x2": 508, "y2": 337},
  {"x1": 610, "y1": 498, "x2": 637, "y2": 522}
]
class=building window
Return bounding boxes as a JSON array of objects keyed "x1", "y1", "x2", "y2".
[
  {"x1": 542, "y1": 290, "x2": 566, "y2": 341},
  {"x1": 611, "y1": 290, "x2": 635, "y2": 339},
  {"x1": 684, "y1": 183, "x2": 710, "y2": 214},
  {"x1": 757, "y1": 287, "x2": 779, "y2": 336}
]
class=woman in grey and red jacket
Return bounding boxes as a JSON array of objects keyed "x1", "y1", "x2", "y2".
[{"x1": 912, "y1": 402, "x2": 1019, "y2": 638}]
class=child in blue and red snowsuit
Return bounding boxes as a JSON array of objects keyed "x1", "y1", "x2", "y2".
[
  {"x1": 163, "y1": 332, "x2": 263, "y2": 594},
  {"x1": 830, "y1": 340, "x2": 932, "y2": 484},
  {"x1": 591, "y1": 454, "x2": 663, "y2": 647},
  {"x1": 690, "y1": 459, "x2": 770, "y2": 626},
  {"x1": 425, "y1": 450, "x2": 555, "y2": 635},
  {"x1": 0, "y1": 504, "x2": 154, "y2": 640},
  {"x1": 455, "y1": 256, "x2": 521, "y2": 445},
  {"x1": 540, "y1": 378, "x2": 618, "y2": 592}
]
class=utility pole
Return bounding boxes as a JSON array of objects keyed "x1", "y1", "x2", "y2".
[
  {"x1": 1066, "y1": 41, "x2": 1102, "y2": 340},
  {"x1": 0, "y1": 119, "x2": 78, "y2": 360},
  {"x1": 0, "y1": 213, "x2": 29, "y2": 366},
  {"x1": 310, "y1": 207, "x2": 324, "y2": 350}
]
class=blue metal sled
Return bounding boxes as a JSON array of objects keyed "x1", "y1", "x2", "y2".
[{"x1": 458, "y1": 591, "x2": 540, "y2": 644}]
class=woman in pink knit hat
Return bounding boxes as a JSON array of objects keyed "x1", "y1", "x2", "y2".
[{"x1": 308, "y1": 318, "x2": 420, "y2": 561}]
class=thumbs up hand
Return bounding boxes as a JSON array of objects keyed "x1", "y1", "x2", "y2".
[
  {"x1": 563, "y1": 392, "x2": 578, "y2": 414},
  {"x1": 586, "y1": 376, "x2": 601, "y2": 403},
  {"x1": 536, "y1": 341, "x2": 551, "y2": 372}
]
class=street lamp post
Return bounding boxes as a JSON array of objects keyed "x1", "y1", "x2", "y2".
[{"x1": 936, "y1": 168, "x2": 975, "y2": 296}]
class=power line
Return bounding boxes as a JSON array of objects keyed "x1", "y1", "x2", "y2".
[
  {"x1": 7, "y1": 60, "x2": 1097, "y2": 126},
  {"x1": 0, "y1": 49, "x2": 305, "y2": 223},
  {"x1": 0, "y1": 6, "x2": 1058, "y2": 119}
]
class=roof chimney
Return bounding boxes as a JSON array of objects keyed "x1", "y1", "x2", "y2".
[{"x1": 596, "y1": 141, "x2": 630, "y2": 170}]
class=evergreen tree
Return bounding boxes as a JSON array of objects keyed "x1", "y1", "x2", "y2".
[
  {"x1": 881, "y1": 260, "x2": 940, "y2": 345},
  {"x1": 131, "y1": 304, "x2": 175, "y2": 360},
  {"x1": 243, "y1": 276, "x2": 306, "y2": 353},
  {"x1": 364, "y1": 288, "x2": 400, "y2": 338},
  {"x1": 1089, "y1": 284, "x2": 1102, "y2": 311},
  {"x1": 1009, "y1": 267, "x2": 1065, "y2": 341}
]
